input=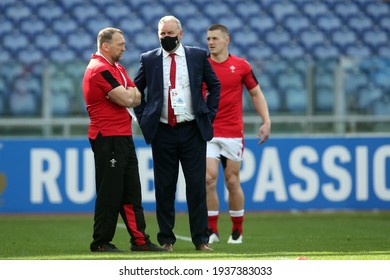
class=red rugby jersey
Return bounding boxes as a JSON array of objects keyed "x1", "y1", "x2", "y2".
[
  {"x1": 83, "y1": 53, "x2": 135, "y2": 139},
  {"x1": 208, "y1": 54, "x2": 258, "y2": 138}
]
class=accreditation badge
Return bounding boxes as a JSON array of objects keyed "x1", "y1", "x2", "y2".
[{"x1": 171, "y1": 88, "x2": 186, "y2": 115}]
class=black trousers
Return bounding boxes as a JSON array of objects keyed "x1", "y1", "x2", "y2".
[
  {"x1": 89, "y1": 133, "x2": 150, "y2": 250},
  {"x1": 151, "y1": 121, "x2": 209, "y2": 247}
]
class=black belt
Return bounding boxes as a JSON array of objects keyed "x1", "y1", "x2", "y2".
[
  {"x1": 161, "y1": 120, "x2": 195, "y2": 128},
  {"x1": 176, "y1": 120, "x2": 195, "y2": 127}
]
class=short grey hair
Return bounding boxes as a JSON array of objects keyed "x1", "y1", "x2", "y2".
[{"x1": 158, "y1": 15, "x2": 182, "y2": 31}]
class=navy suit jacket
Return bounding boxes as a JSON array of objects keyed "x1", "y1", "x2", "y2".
[{"x1": 134, "y1": 46, "x2": 220, "y2": 144}]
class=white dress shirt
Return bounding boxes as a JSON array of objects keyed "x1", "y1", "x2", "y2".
[{"x1": 161, "y1": 44, "x2": 195, "y2": 123}]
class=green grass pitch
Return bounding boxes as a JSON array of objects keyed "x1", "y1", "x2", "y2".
[{"x1": 1, "y1": 211, "x2": 389, "y2": 260}]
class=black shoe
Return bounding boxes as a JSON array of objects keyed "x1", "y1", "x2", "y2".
[
  {"x1": 131, "y1": 242, "x2": 167, "y2": 252},
  {"x1": 91, "y1": 243, "x2": 123, "y2": 252}
]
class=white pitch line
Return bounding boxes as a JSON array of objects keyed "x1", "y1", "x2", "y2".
[{"x1": 117, "y1": 223, "x2": 192, "y2": 242}]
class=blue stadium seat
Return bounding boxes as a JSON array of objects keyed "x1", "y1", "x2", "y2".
[
  {"x1": 235, "y1": 1, "x2": 262, "y2": 18},
  {"x1": 51, "y1": 90, "x2": 72, "y2": 116},
  {"x1": 285, "y1": 87, "x2": 307, "y2": 113},
  {"x1": 5, "y1": 2, "x2": 31, "y2": 24},
  {"x1": 314, "y1": 86, "x2": 333, "y2": 113},
  {"x1": 181, "y1": 15, "x2": 212, "y2": 39},
  {"x1": 347, "y1": 14, "x2": 374, "y2": 35},
  {"x1": 362, "y1": 27, "x2": 388, "y2": 52},
  {"x1": 51, "y1": 15, "x2": 79, "y2": 37},
  {"x1": 283, "y1": 15, "x2": 311, "y2": 35},
  {"x1": 50, "y1": 46, "x2": 77, "y2": 63},
  {"x1": 290, "y1": 0, "x2": 312, "y2": 6},
  {"x1": 377, "y1": 45, "x2": 390, "y2": 58},
  {"x1": 279, "y1": 42, "x2": 305, "y2": 60},
  {"x1": 331, "y1": 27, "x2": 358, "y2": 50},
  {"x1": 227, "y1": 45, "x2": 244, "y2": 59},
  {"x1": 203, "y1": 2, "x2": 232, "y2": 22},
  {"x1": 345, "y1": 42, "x2": 372, "y2": 59},
  {"x1": 332, "y1": 1, "x2": 362, "y2": 21},
  {"x1": 0, "y1": 63, "x2": 24, "y2": 84},
  {"x1": 103, "y1": 3, "x2": 132, "y2": 24},
  {"x1": 247, "y1": 44, "x2": 274, "y2": 61},
  {"x1": 218, "y1": 14, "x2": 245, "y2": 34},
  {"x1": 249, "y1": 14, "x2": 275, "y2": 36},
  {"x1": 372, "y1": 67, "x2": 390, "y2": 89},
  {"x1": 257, "y1": 72, "x2": 273, "y2": 91},
  {"x1": 313, "y1": 67, "x2": 334, "y2": 89},
  {"x1": 51, "y1": 70, "x2": 75, "y2": 92},
  {"x1": 172, "y1": 2, "x2": 200, "y2": 23},
  {"x1": 8, "y1": 83, "x2": 40, "y2": 116},
  {"x1": 36, "y1": 2, "x2": 64, "y2": 24},
  {"x1": 117, "y1": 17, "x2": 145, "y2": 37},
  {"x1": 85, "y1": 17, "x2": 115, "y2": 35},
  {"x1": 276, "y1": 67, "x2": 305, "y2": 90},
  {"x1": 134, "y1": 28, "x2": 159, "y2": 52},
  {"x1": 271, "y1": 1, "x2": 299, "y2": 21},
  {"x1": 67, "y1": 29, "x2": 94, "y2": 53},
  {"x1": 129, "y1": 0, "x2": 157, "y2": 8},
  {"x1": 138, "y1": 3, "x2": 167, "y2": 25},
  {"x1": 262, "y1": 59, "x2": 289, "y2": 77},
  {"x1": 364, "y1": 2, "x2": 390, "y2": 21},
  {"x1": 264, "y1": 27, "x2": 291, "y2": 49},
  {"x1": 181, "y1": 31, "x2": 198, "y2": 47},
  {"x1": 299, "y1": 26, "x2": 326, "y2": 50},
  {"x1": 41, "y1": 67, "x2": 78, "y2": 117},
  {"x1": 34, "y1": 30, "x2": 62, "y2": 53},
  {"x1": 70, "y1": 3, "x2": 101, "y2": 25},
  {"x1": 0, "y1": 0, "x2": 16, "y2": 10},
  {"x1": 23, "y1": 74, "x2": 42, "y2": 97},
  {"x1": 316, "y1": 13, "x2": 343, "y2": 35},
  {"x1": 18, "y1": 45, "x2": 45, "y2": 65},
  {"x1": 3, "y1": 30, "x2": 29, "y2": 55},
  {"x1": 264, "y1": 87, "x2": 282, "y2": 112},
  {"x1": 232, "y1": 27, "x2": 259, "y2": 50},
  {"x1": 312, "y1": 42, "x2": 340, "y2": 60},
  {"x1": 344, "y1": 68, "x2": 369, "y2": 94},
  {"x1": 371, "y1": 94, "x2": 390, "y2": 116},
  {"x1": 58, "y1": 0, "x2": 85, "y2": 10},
  {"x1": 379, "y1": 16, "x2": 390, "y2": 32},
  {"x1": 356, "y1": 84, "x2": 383, "y2": 113},
  {"x1": 0, "y1": 16, "x2": 13, "y2": 37},
  {"x1": 302, "y1": 1, "x2": 329, "y2": 20},
  {"x1": 19, "y1": 16, "x2": 47, "y2": 39},
  {"x1": 91, "y1": 0, "x2": 117, "y2": 8}
]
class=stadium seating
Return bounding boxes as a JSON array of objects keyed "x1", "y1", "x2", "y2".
[{"x1": 1, "y1": 0, "x2": 390, "y2": 117}]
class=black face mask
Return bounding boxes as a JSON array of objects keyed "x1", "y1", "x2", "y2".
[{"x1": 160, "y1": 36, "x2": 179, "y2": 52}]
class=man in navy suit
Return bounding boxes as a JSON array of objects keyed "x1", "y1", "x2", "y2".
[{"x1": 134, "y1": 15, "x2": 220, "y2": 251}]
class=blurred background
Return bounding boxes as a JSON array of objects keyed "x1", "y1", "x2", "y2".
[{"x1": 0, "y1": 0, "x2": 390, "y2": 138}]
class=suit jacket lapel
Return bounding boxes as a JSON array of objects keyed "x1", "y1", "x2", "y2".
[
  {"x1": 184, "y1": 46, "x2": 195, "y2": 96},
  {"x1": 154, "y1": 48, "x2": 164, "y2": 97}
]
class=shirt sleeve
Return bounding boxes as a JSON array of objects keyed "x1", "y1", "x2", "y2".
[
  {"x1": 99, "y1": 70, "x2": 121, "y2": 92},
  {"x1": 242, "y1": 60, "x2": 259, "y2": 91}
]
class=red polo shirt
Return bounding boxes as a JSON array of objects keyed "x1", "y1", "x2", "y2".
[{"x1": 83, "y1": 53, "x2": 135, "y2": 139}]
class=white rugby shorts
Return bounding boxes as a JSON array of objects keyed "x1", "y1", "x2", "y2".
[{"x1": 206, "y1": 137, "x2": 244, "y2": 161}]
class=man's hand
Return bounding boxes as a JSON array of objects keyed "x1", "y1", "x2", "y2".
[{"x1": 257, "y1": 122, "x2": 271, "y2": 144}]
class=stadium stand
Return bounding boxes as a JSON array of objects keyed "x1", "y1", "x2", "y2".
[{"x1": 0, "y1": 0, "x2": 389, "y2": 127}]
